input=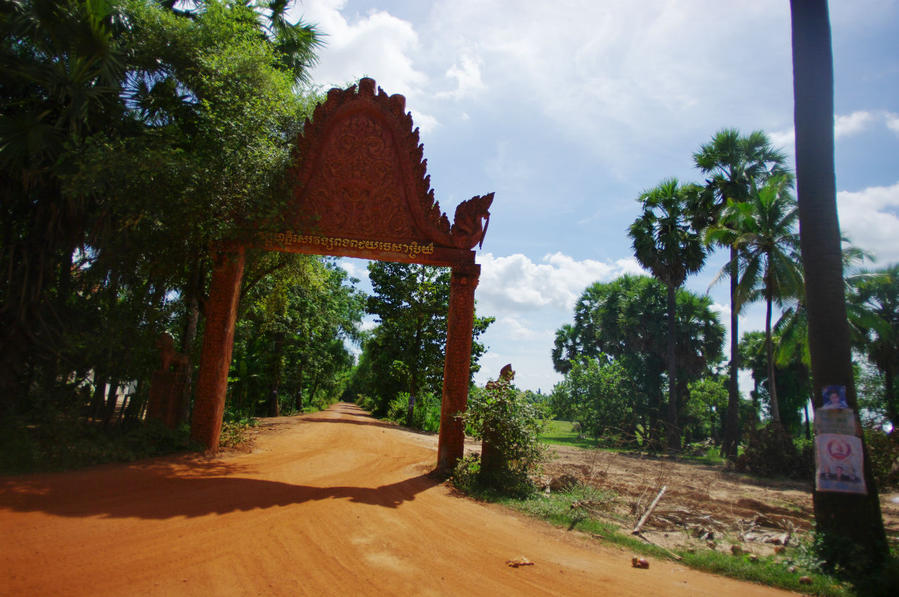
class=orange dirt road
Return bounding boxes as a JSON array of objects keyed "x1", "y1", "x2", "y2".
[{"x1": 0, "y1": 403, "x2": 796, "y2": 596}]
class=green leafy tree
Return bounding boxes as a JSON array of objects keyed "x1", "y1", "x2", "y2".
[
  {"x1": 739, "y1": 331, "x2": 811, "y2": 436},
  {"x1": 231, "y1": 256, "x2": 363, "y2": 417},
  {"x1": 352, "y1": 262, "x2": 492, "y2": 414},
  {"x1": 552, "y1": 275, "x2": 724, "y2": 449},
  {"x1": 550, "y1": 356, "x2": 636, "y2": 445},
  {"x1": 1, "y1": 0, "x2": 321, "y2": 426},
  {"x1": 693, "y1": 128, "x2": 789, "y2": 457},
  {"x1": 0, "y1": 0, "x2": 129, "y2": 405},
  {"x1": 683, "y1": 376, "x2": 728, "y2": 444},
  {"x1": 629, "y1": 178, "x2": 706, "y2": 450}
]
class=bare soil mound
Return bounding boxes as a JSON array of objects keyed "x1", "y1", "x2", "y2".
[
  {"x1": 1, "y1": 404, "x2": 798, "y2": 595},
  {"x1": 541, "y1": 443, "x2": 899, "y2": 557}
]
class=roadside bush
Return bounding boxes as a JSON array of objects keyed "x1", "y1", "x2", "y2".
[
  {"x1": 733, "y1": 424, "x2": 811, "y2": 479},
  {"x1": 386, "y1": 393, "x2": 410, "y2": 423},
  {"x1": 0, "y1": 413, "x2": 197, "y2": 474},
  {"x1": 458, "y1": 380, "x2": 547, "y2": 496},
  {"x1": 411, "y1": 392, "x2": 441, "y2": 432},
  {"x1": 863, "y1": 427, "x2": 899, "y2": 489},
  {"x1": 384, "y1": 392, "x2": 442, "y2": 432},
  {"x1": 354, "y1": 394, "x2": 378, "y2": 414}
]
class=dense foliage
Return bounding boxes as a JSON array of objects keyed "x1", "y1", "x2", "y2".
[
  {"x1": 629, "y1": 178, "x2": 707, "y2": 449},
  {"x1": 0, "y1": 0, "x2": 337, "y2": 469},
  {"x1": 229, "y1": 255, "x2": 364, "y2": 419},
  {"x1": 551, "y1": 275, "x2": 724, "y2": 450},
  {"x1": 349, "y1": 262, "x2": 493, "y2": 418},
  {"x1": 455, "y1": 377, "x2": 546, "y2": 496}
]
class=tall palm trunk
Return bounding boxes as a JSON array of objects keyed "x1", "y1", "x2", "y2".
[
  {"x1": 666, "y1": 283, "x2": 680, "y2": 451},
  {"x1": 790, "y1": 0, "x2": 887, "y2": 572},
  {"x1": 722, "y1": 248, "x2": 741, "y2": 457},
  {"x1": 764, "y1": 284, "x2": 781, "y2": 424}
]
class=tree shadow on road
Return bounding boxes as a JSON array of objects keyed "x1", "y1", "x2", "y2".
[{"x1": 0, "y1": 466, "x2": 440, "y2": 520}]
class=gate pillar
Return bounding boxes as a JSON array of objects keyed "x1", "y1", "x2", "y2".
[
  {"x1": 190, "y1": 248, "x2": 245, "y2": 449},
  {"x1": 437, "y1": 263, "x2": 480, "y2": 472}
]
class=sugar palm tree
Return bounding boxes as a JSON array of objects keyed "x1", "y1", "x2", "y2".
[
  {"x1": 693, "y1": 129, "x2": 789, "y2": 457},
  {"x1": 708, "y1": 175, "x2": 802, "y2": 425},
  {"x1": 628, "y1": 178, "x2": 706, "y2": 450}
]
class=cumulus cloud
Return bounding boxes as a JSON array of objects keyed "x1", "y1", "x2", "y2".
[
  {"x1": 476, "y1": 252, "x2": 643, "y2": 315},
  {"x1": 759, "y1": 110, "x2": 891, "y2": 156},
  {"x1": 768, "y1": 127, "x2": 795, "y2": 152},
  {"x1": 835, "y1": 111, "x2": 877, "y2": 138},
  {"x1": 886, "y1": 112, "x2": 899, "y2": 136},
  {"x1": 292, "y1": 0, "x2": 438, "y2": 131},
  {"x1": 494, "y1": 316, "x2": 540, "y2": 340},
  {"x1": 437, "y1": 52, "x2": 485, "y2": 100},
  {"x1": 337, "y1": 257, "x2": 368, "y2": 281},
  {"x1": 838, "y1": 182, "x2": 899, "y2": 264}
]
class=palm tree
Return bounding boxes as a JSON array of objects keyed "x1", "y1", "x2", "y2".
[
  {"x1": 693, "y1": 129, "x2": 789, "y2": 457},
  {"x1": 847, "y1": 265, "x2": 899, "y2": 427},
  {"x1": 628, "y1": 179, "x2": 706, "y2": 450},
  {"x1": 790, "y1": 0, "x2": 888, "y2": 573},
  {"x1": 708, "y1": 175, "x2": 802, "y2": 425}
]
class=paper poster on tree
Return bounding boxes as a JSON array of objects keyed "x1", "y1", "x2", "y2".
[{"x1": 814, "y1": 385, "x2": 867, "y2": 495}]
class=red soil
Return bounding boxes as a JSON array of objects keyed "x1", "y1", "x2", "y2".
[{"x1": 0, "y1": 403, "x2": 796, "y2": 596}]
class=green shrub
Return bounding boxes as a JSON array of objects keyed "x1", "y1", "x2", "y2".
[
  {"x1": 0, "y1": 413, "x2": 198, "y2": 474},
  {"x1": 459, "y1": 380, "x2": 547, "y2": 496},
  {"x1": 733, "y1": 423, "x2": 810, "y2": 479},
  {"x1": 862, "y1": 427, "x2": 899, "y2": 489}
]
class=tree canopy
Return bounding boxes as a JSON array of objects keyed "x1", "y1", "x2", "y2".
[
  {"x1": 552, "y1": 275, "x2": 724, "y2": 449},
  {"x1": 0, "y1": 0, "x2": 325, "y2": 427},
  {"x1": 349, "y1": 262, "x2": 493, "y2": 416}
]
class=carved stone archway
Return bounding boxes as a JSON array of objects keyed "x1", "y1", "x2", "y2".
[{"x1": 190, "y1": 78, "x2": 492, "y2": 472}]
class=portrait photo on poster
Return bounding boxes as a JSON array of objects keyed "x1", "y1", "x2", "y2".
[{"x1": 821, "y1": 384, "x2": 848, "y2": 409}]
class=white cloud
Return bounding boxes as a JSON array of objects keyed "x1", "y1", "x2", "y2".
[
  {"x1": 425, "y1": 0, "x2": 793, "y2": 173},
  {"x1": 437, "y1": 52, "x2": 485, "y2": 100},
  {"x1": 835, "y1": 111, "x2": 876, "y2": 138},
  {"x1": 886, "y1": 112, "x2": 899, "y2": 136},
  {"x1": 768, "y1": 127, "x2": 795, "y2": 152},
  {"x1": 293, "y1": 0, "x2": 437, "y2": 131},
  {"x1": 838, "y1": 182, "x2": 899, "y2": 264},
  {"x1": 476, "y1": 251, "x2": 642, "y2": 314},
  {"x1": 744, "y1": 110, "x2": 893, "y2": 161}
]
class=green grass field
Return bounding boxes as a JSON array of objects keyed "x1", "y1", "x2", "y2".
[{"x1": 539, "y1": 419, "x2": 597, "y2": 449}]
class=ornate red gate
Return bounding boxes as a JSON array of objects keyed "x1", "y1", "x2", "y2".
[{"x1": 190, "y1": 78, "x2": 492, "y2": 471}]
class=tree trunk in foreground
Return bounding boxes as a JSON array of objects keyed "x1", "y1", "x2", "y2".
[{"x1": 790, "y1": 0, "x2": 888, "y2": 573}]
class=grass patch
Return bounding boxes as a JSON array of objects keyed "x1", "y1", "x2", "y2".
[
  {"x1": 460, "y1": 481, "x2": 855, "y2": 596},
  {"x1": 680, "y1": 445, "x2": 727, "y2": 466},
  {"x1": 679, "y1": 549, "x2": 849, "y2": 596},
  {"x1": 539, "y1": 420, "x2": 597, "y2": 449}
]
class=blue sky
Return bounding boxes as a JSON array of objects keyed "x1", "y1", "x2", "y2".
[{"x1": 289, "y1": 0, "x2": 899, "y2": 393}]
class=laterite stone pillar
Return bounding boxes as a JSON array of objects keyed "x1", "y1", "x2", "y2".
[
  {"x1": 437, "y1": 263, "x2": 480, "y2": 473},
  {"x1": 190, "y1": 248, "x2": 245, "y2": 449}
]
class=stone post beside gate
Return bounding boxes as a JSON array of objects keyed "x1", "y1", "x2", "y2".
[
  {"x1": 437, "y1": 263, "x2": 480, "y2": 473},
  {"x1": 190, "y1": 248, "x2": 245, "y2": 449}
]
